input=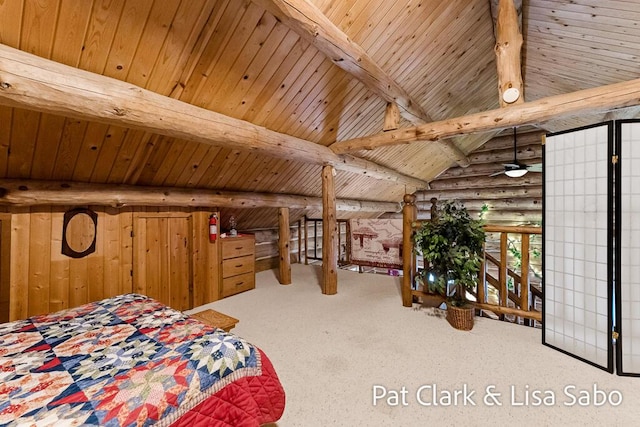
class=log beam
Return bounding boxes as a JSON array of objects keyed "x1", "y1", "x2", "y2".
[
  {"x1": 278, "y1": 207, "x2": 292, "y2": 285},
  {"x1": 0, "y1": 179, "x2": 400, "y2": 212},
  {"x1": 417, "y1": 186, "x2": 542, "y2": 202},
  {"x1": 329, "y1": 77, "x2": 640, "y2": 153},
  {"x1": 322, "y1": 165, "x2": 338, "y2": 295},
  {"x1": 0, "y1": 43, "x2": 427, "y2": 189},
  {"x1": 429, "y1": 172, "x2": 541, "y2": 191}
]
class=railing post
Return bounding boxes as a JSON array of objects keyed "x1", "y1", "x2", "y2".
[
  {"x1": 520, "y1": 233, "x2": 531, "y2": 325},
  {"x1": 499, "y1": 232, "x2": 508, "y2": 320},
  {"x1": 402, "y1": 193, "x2": 417, "y2": 307},
  {"x1": 478, "y1": 243, "x2": 486, "y2": 305}
]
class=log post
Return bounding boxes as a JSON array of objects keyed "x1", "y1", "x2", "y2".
[
  {"x1": 322, "y1": 166, "x2": 338, "y2": 295},
  {"x1": 278, "y1": 207, "x2": 292, "y2": 285},
  {"x1": 495, "y1": 0, "x2": 524, "y2": 106},
  {"x1": 383, "y1": 102, "x2": 400, "y2": 131},
  {"x1": 402, "y1": 193, "x2": 417, "y2": 307}
]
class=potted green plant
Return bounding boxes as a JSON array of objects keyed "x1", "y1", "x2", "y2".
[{"x1": 414, "y1": 200, "x2": 486, "y2": 330}]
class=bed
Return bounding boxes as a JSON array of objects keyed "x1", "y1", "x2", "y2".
[{"x1": 0, "y1": 294, "x2": 285, "y2": 426}]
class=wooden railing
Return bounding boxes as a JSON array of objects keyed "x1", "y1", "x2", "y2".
[{"x1": 401, "y1": 194, "x2": 542, "y2": 324}]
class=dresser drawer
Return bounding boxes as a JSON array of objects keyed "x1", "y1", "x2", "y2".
[
  {"x1": 221, "y1": 271, "x2": 255, "y2": 297},
  {"x1": 222, "y1": 255, "x2": 254, "y2": 278},
  {"x1": 222, "y1": 237, "x2": 254, "y2": 259}
]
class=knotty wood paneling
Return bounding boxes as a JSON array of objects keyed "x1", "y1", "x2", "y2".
[{"x1": 5, "y1": 205, "x2": 220, "y2": 320}]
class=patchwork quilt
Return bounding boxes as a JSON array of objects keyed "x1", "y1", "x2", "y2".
[{"x1": 0, "y1": 294, "x2": 285, "y2": 426}]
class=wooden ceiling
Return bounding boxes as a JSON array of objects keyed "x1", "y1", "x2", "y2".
[{"x1": 0, "y1": 0, "x2": 639, "y2": 228}]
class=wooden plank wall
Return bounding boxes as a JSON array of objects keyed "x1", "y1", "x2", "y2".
[{"x1": 4, "y1": 206, "x2": 219, "y2": 321}]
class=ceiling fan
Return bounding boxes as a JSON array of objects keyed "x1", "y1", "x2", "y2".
[{"x1": 490, "y1": 127, "x2": 542, "y2": 178}]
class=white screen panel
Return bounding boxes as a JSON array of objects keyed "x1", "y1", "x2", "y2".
[
  {"x1": 619, "y1": 122, "x2": 640, "y2": 375},
  {"x1": 544, "y1": 124, "x2": 611, "y2": 371}
]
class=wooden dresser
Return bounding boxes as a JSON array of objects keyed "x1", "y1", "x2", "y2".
[{"x1": 220, "y1": 235, "x2": 255, "y2": 298}]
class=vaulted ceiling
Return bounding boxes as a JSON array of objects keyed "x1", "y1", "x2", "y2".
[{"x1": 0, "y1": 0, "x2": 639, "y2": 228}]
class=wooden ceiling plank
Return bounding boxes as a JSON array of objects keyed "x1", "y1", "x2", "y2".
[
  {"x1": 330, "y1": 76, "x2": 640, "y2": 154},
  {"x1": 107, "y1": 130, "x2": 148, "y2": 183},
  {"x1": 173, "y1": 144, "x2": 214, "y2": 187},
  {"x1": 7, "y1": 109, "x2": 40, "y2": 178},
  {"x1": 0, "y1": 0, "x2": 23, "y2": 48},
  {"x1": 51, "y1": 0, "x2": 93, "y2": 66},
  {"x1": 215, "y1": 152, "x2": 265, "y2": 190},
  {"x1": 263, "y1": 52, "x2": 335, "y2": 131},
  {"x1": 29, "y1": 114, "x2": 66, "y2": 180},
  {"x1": 122, "y1": 0, "x2": 181, "y2": 88},
  {"x1": 71, "y1": 122, "x2": 110, "y2": 182},
  {"x1": 0, "y1": 107, "x2": 12, "y2": 177},
  {"x1": 20, "y1": 0, "x2": 59, "y2": 58},
  {"x1": 161, "y1": 142, "x2": 202, "y2": 187},
  {"x1": 189, "y1": 2, "x2": 268, "y2": 108},
  {"x1": 279, "y1": 66, "x2": 348, "y2": 142},
  {"x1": 78, "y1": 0, "x2": 126, "y2": 74},
  {"x1": 50, "y1": 118, "x2": 89, "y2": 181},
  {"x1": 184, "y1": 145, "x2": 223, "y2": 187},
  {"x1": 149, "y1": 139, "x2": 192, "y2": 186},
  {"x1": 214, "y1": 21, "x2": 294, "y2": 118},
  {"x1": 240, "y1": 38, "x2": 313, "y2": 124},
  {"x1": 134, "y1": 135, "x2": 172, "y2": 185},
  {"x1": 176, "y1": 0, "x2": 244, "y2": 104},
  {"x1": 208, "y1": 14, "x2": 285, "y2": 115},
  {"x1": 103, "y1": 0, "x2": 154, "y2": 81},
  {"x1": 89, "y1": 126, "x2": 129, "y2": 183},
  {"x1": 231, "y1": 31, "x2": 300, "y2": 119},
  {"x1": 145, "y1": 0, "x2": 221, "y2": 96}
]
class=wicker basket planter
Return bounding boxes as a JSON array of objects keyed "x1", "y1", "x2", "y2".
[{"x1": 446, "y1": 304, "x2": 475, "y2": 331}]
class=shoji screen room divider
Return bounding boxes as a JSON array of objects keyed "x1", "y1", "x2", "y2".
[{"x1": 544, "y1": 120, "x2": 640, "y2": 376}]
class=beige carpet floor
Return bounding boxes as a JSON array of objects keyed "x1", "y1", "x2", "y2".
[{"x1": 187, "y1": 264, "x2": 640, "y2": 427}]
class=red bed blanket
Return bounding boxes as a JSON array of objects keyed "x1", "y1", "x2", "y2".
[{"x1": 0, "y1": 294, "x2": 285, "y2": 426}]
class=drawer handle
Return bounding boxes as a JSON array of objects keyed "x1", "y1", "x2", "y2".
[
  {"x1": 235, "y1": 246, "x2": 243, "y2": 250},
  {"x1": 235, "y1": 264, "x2": 243, "y2": 268},
  {"x1": 235, "y1": 281, "x2": 244, "y2": 287}
]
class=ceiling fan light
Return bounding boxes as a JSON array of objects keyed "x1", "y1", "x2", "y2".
[{"x1": 505, "y1": 168, "x2": 528, "y2": 178}]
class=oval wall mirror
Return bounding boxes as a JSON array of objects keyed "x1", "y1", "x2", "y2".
[{"x1": 62, "y1": 208, "x2": 97, "y2": 258}]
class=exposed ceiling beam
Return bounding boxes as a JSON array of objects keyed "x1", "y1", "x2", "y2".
[
  {"x1": 329, "y1": 76, "x2": 640, "y2": 153},
  {"x1": 253, "y1": 0, "x2": 471, "y2": 167},
  {"x1": 0, "y1": 43, "x2": 426, "y2": 190},
  {"x1": 0, "y1": 179, "x2": 400, "y2": 212}
]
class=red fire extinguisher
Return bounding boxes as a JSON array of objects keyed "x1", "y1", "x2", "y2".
[{"x1": 209, "y1": 213, "x2": 218, "y2": 243}]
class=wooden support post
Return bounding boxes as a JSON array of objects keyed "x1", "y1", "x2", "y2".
[
  {"x1": 297, "y1": 219, "x2": 302, "y2": 264},
  {"x1": 520, "y1": 233, "x2": 530, "y2": 325},
  {"x1": 402, "y1": 194, "x2": 417, "y2": 307},
  {"x1": 322, "y1": 166, "x2": 338, "y2": 295},
  {"x1": 495, "y1": 0, "x2": 524, "y2": 106},
  {"x1": 499, "y1": 232, "x2": 508, "y2": 320},
  {"x1": 278, "y1": 207, "x2": 292, "y2": 285},
  {"x1": 478, "y1": 243, "x2": 486, "y2": 305},
  {"x1": 304, "y1": 216, "x2": 308, "y2": 265},
  {"x1": 383, "y1": 102, "x2": 400, "y2": 131}
]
